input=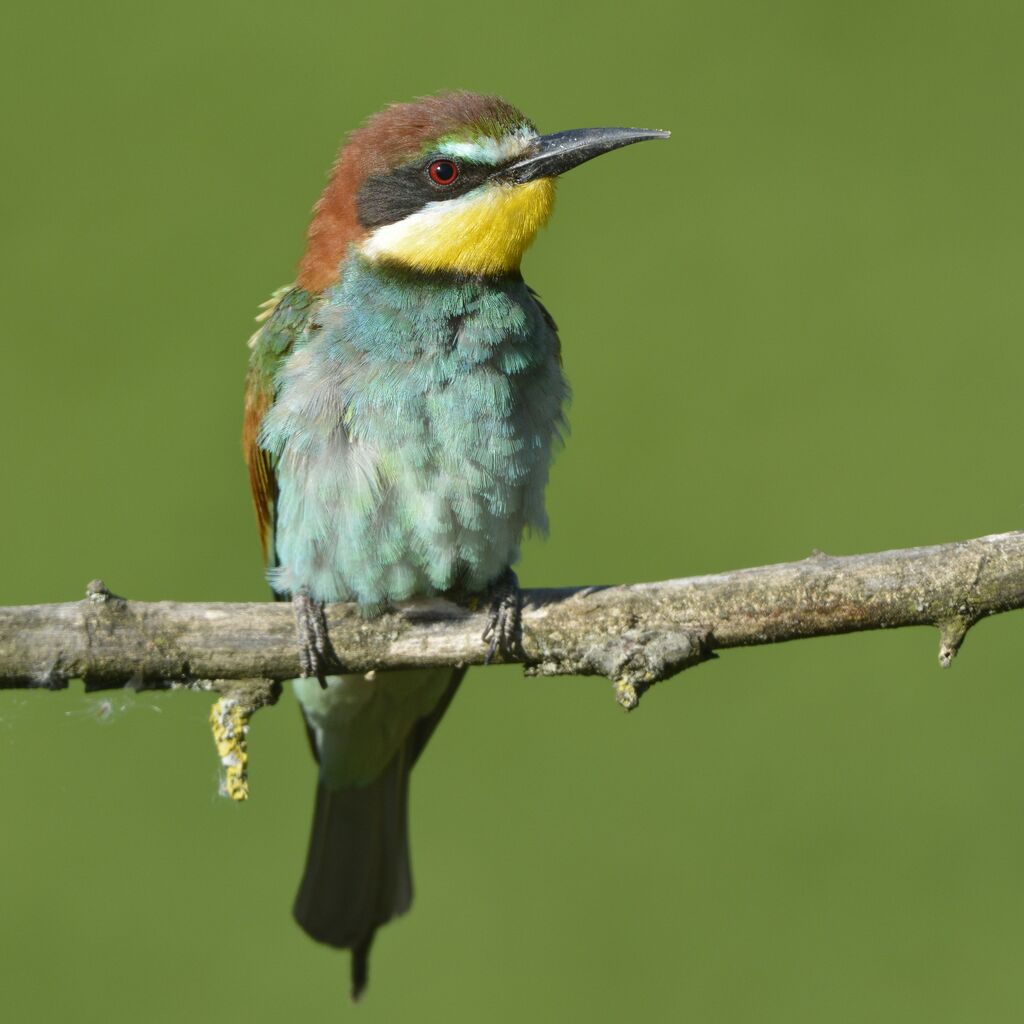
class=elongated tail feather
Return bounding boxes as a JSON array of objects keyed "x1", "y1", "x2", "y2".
[
  {"x1": 293, "y1": 751, "x2": 412, "y2": 1000},
  {"x1": 293, "y1": 667, "x2": 465, "y2": 999}
]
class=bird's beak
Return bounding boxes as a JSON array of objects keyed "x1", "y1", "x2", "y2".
[{"x1": 499, "y1": 127, "x2": 670, "y2": 184}]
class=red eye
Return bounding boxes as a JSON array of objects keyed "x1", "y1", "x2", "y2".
[{"x1": 428, "y1": 159, "x2": 459, "y2": 185}]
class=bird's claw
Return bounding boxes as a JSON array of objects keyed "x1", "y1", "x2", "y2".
[
  {"x1": 480, "y1": 569, "x2": 523, "y2": 665},
  {"x1": 293, "y1": 587, "x2": 332, "y2": 686}
]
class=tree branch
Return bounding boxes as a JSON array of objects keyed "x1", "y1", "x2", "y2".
[
  {"x1": 3, "y1": 531, "x2": 1023, "y2": 705},
  {"x1": 5, "y1": 531, "x2": 1022, "y2": 798}
]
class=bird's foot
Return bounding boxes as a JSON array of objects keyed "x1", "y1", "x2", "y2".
[
  {"x1": 480, "y1": 568, "x2": 523, "y2": 665},
  {"x1": 293, "y1": 586, "x2": 332, "y2": 686}
]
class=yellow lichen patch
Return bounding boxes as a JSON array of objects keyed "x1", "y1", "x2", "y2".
[
  {"x1": 209, "y1": 696, "x2": 252, "y2": 801},
  {"x1": 361, "y1": 178, "x2": 556, "y2": 276}
]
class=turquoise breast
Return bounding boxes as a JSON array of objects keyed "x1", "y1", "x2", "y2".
[{"x1": 260, "y1": 253, "x2": 568, "y2": 609}]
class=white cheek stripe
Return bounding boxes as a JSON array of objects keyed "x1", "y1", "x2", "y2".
[{"x1": 437, "y1": 126, "x2": 537, "y2": 164}]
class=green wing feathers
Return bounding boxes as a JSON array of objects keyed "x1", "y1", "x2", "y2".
[{"x1": 242, "y1": 284, "x2": 316, "y2": 563}]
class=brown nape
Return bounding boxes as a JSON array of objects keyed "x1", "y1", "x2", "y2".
[{"x1": 297, "y1": 91, "x2": 532, "y2": 292}]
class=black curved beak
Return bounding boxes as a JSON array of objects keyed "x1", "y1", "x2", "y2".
[{"x1": 499, "y1": 126, "x2": 670, "y2": 184}]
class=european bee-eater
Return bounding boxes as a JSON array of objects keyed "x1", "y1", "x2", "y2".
[{"x1": 243, "y1": 91, "x2": 667, "y2": 998}]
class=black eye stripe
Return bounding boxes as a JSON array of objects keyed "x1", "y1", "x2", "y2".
[{"x1": 356, "y1": 157, "x2": 493, "y2": 229}]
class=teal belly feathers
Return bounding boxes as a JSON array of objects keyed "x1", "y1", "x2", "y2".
[{"x1": 260, "y1": 251, "x2": 568, "y2": 609}]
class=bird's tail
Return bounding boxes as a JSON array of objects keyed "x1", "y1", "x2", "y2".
[
  {"x1": 293, "y1": 667, "x2": 464, "y2": 1000},
  {"x1": 293, "y1": 749, "x2": 412, "y2": 1000}
]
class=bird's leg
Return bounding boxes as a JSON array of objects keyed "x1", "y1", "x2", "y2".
[
  {"x1": 481, "y1": 567, "x2": 523, "y2": 665},
  {"x1": 293, "y1": 586, "x2": 332, "y2": 686}
]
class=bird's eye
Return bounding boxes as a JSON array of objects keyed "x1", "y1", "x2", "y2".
[{"x1": 428, "y1": 159, "x2": 459, "y2": 186}]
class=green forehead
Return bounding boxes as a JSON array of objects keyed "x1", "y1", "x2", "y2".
[{"x1": 440, "y1": 104, "x2": 535, "y2": 139}]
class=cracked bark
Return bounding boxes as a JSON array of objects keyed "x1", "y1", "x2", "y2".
[{"x1": 2, "y1": 531, "x2": 1022, "y2": 712}]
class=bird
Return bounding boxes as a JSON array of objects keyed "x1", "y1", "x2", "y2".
[{"x1": 242, "y1": 91, "x2": 668, "y2": 999}]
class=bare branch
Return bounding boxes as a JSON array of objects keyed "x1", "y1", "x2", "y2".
[{"x1": 2, "y1": 532, "x2": 1023, "y2": 714}]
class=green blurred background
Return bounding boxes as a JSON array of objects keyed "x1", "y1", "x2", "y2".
[{"x1": 3, "y1": 1, "x2": 1024, "y2": 1020}]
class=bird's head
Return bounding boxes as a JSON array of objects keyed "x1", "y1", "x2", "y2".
[{"x1": 298, "y1": 91, "x2": 668, "y2": 289}]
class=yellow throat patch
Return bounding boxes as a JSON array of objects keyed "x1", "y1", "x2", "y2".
[{"x1": 360, "y1": 178, "x2": 556, "y2": 276}]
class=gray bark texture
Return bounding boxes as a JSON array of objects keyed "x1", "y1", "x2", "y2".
[{"x1": 2, "y1": 531, "x2": 1023, "y2": 711}]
